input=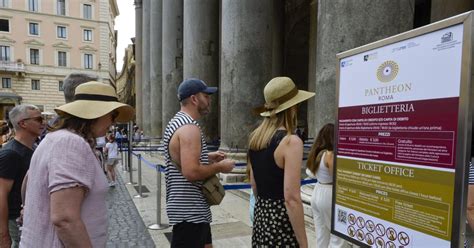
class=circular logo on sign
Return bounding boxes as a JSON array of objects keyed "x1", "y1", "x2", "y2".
[{"x1": 377, "y1": 61, "x2": 399, "y2": 82}]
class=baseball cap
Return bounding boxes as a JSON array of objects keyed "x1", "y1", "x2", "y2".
[{"x1": 177, "y1": 78, "x2": 218, "y2": 101}]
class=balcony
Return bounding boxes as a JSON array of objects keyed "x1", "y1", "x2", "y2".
[{"x1": 0, "y1": 61, "x2": 25, "y2": 72}]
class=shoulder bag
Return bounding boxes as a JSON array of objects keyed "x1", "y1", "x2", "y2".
[{"x1": 171, "y1": 160, "x2": 225, "y2": 206}]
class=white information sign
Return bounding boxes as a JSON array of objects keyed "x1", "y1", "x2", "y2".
[{"x1": 334, "y1": 23, "x2": 465, "y2": 248}]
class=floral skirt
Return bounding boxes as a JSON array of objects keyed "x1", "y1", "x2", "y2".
[{"x1": 252, "y1": 197, "x2": 298, "y2": 247}]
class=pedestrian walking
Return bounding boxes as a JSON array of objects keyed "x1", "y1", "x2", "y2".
[
  {"x1": 105, "y1": 133, "x2": 120, "y2": 187},
  {"x1": 248, "y1": 76, "x2": 313, "y2": 247},
  {"x1": 163, "y1": 78, "x2": 235, "y2": 248},
  {"x1": 0, "y1": 104, "x2": 44, "y2": 248},
  {"x1": 307, "y1": 123, "x2": 348, "y2": 248},
  {"x1": 20, "y1": 81, "x2": 134, "y2": 247}
]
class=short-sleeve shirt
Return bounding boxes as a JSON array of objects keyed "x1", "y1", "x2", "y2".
[
  {"x1": 106, "y1": 142, "x2": 119, "y2": 159},
  {"x1": 0, "y1": 139, "x2": 33, "y2": 218},
  {"x1": 20, "y1": 129, "x2": 108, "y2": 247}
]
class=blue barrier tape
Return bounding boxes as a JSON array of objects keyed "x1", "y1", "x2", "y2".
[
  {"x1": 223, "y1": 178, "x2": 317, "y2": 190},
  {"x1": 223, "y1": 183, "x2": 251, "y2": 190},
  {"x1": 129, "y1": 151, "x2": 317, "y2": 189},
  {"x1": 130, "y1": 151, "x2": 165, "y2": 172}
]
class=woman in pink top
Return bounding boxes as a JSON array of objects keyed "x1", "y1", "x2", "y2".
[{"x1": 20, "y1": 82, "x2": 134, "y2": 247}]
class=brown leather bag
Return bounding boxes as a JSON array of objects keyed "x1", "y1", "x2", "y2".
[
  {"x1": 201, "y1": 175, "x2": 225, "y2": 205},
  {"x1": 172, "y1": 160, "x2": 225, "y2": 205}
]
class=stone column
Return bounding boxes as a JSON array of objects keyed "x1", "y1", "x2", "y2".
[
  {"x1": 307, "y1": 0, "x2": 317, "y2": 138},
  {"x1": 220, "y1": 0, "x2": 283, "y2": 152},
  {"x1": 134, "y1": 0, "x2": 143, "y2": 128},
  {"x1": 162, "y1": 0, "x2": 183, "y2": 128},
  {"x1": 141, "y1": 0, "x2": 151, "y2": 135},
  {"x1": 309, "y1": 0, "x2": 413, "y2": 136},
  {"x1": 431, "y1": 0, "x2": 473, "y2": 22},
  {"x1": 150, "y1": 0, "x2": 162, "y2": 137},
  {"x1": 183, "y1": 0, "x2": 219, "y2": 142}
]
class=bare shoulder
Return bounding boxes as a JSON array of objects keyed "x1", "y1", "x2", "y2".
[
  {"x1": 282, "y1": 134, "x2": 303, "y2": 146},
  {"x1": 325, "y1": 150, "x2": 334, "y2": 159},
  {"x1": 278, "y1": 134, "x2": 303, "y2": 154},
  {"x1": 174, "y1": 124, "x2": 200, "y2": 139}
]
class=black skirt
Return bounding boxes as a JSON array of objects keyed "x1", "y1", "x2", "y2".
[{"x1": 252, "y1": 196, "x2": 299, "y2": 247}]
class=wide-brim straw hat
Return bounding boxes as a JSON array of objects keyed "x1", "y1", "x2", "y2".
[
  {"x1": 55, "y1": 81, "x2": 134, "y2": 123},
  {"x1": 258, "y1": 77, "x2": 315, "y2": 117}
]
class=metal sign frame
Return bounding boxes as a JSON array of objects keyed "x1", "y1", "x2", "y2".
[{"x1": 332, "y1": 11, "x2": 474, "y2": 248}]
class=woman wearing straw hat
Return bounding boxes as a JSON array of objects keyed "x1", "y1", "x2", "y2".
[
  {"x1": 20, "y1": 81, "x2": 134, "y2": 247},
  {"x1": 248, "y1": 77, "x2": 314, "y2": 247}
]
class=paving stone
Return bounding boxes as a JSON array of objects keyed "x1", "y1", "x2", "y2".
[{"x1": 106, "y1": 171, "x2": 155, "y2": 248}]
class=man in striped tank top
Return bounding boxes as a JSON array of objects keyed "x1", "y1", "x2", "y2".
[{"x1": 163, "y1": 78, "x2": 235, "y2": 248}]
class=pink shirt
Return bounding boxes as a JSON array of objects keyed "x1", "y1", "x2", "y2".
[{"x1": 20, "y1": 129, "x2": 108, "y2": 247}]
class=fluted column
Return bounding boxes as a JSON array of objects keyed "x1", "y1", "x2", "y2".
[
  {"x1": 134, "y1": 0, "x2": 143, "y2": 128},
  {"x1": 431, "y1": 0, "x2": 473, "y2": 22},
  {"x1": 162, "y1": 0, "x2": 183, "y2": 128},
  {"x1": 307, "y1": 0, "x2": 317, "y2": 138},
  {"x1": 183, "y1": 0, "x2": 218, "y2": 142},
  {"x1": 309, "y1": 0, "x2": 413, "y2": 136},
  {"x1": 150, "y1": 0, "x2": 162, "y2": 137},
  {"x1": 142, "y1": 0, "x2": 151, "y2": 135},
  {"x1": 220, "y1": 0, "x2": 283, "y2": 151}
]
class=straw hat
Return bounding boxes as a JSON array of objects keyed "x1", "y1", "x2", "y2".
[
  {"x1": 258, "y1": 77, "x2": 315, "y2": 117},
  {"x1": 55, "y1": 81, "x2": 134, "y2": 123}
]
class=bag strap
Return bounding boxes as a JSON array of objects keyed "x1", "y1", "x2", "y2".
[
  {"x1": 170, "y1": 159, "x2": 204, "y2": 186},
  {"x1": 170, "y1": 159, "x2": 216, "y2": 184},
  {"x1": 170, "y1": 159, "x2": 182, "y2": 171}
]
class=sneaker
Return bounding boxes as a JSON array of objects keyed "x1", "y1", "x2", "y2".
[{"x1": 109, "y1": 182, "x2": 116, "y2": 187}]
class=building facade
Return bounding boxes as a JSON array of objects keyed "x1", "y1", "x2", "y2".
[
  {"x1": 116, "y1": 43, "x2": 135, "y2": 107},
  {"x1": 0, "y1": 0, "x2": 119, "y2": 119}
]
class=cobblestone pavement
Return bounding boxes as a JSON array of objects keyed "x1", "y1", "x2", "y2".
[{"x1": 106, "y1": 171, "x2": 155, "y2": 248}]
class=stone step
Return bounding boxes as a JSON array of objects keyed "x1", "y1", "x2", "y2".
[{"x1": 220, "y1": 172, "x2": 247, "y2": 183}]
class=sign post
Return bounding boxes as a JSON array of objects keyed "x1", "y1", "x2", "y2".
[{"x1": 333, "y1": 12, "x2": 474, "y2": 247}]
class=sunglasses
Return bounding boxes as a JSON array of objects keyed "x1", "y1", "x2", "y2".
[{"x1": 21, "y1": 116, "x2": 44, "y2": 124}]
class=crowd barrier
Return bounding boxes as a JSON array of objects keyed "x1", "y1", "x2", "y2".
[{"x1": 123, "y1": 147, "x2": 317, "y2": 231}]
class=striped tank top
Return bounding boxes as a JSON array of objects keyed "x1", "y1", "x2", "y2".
[{"x1": 163, "y1": 111, "x2": 211, "y2": 225}]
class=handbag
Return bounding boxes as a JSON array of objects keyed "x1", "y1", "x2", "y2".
[
  {"x1": 201, "y1": 174, "x2": 225, "y2": 205},
  {"x1": 171, "y1": 160, "x2": 225, "y2": 206}
]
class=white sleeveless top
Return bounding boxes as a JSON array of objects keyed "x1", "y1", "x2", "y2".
[{"x1": 315, "y1": 151, "x2": 332, "y2": 183}]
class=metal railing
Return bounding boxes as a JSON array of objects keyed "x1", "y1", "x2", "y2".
[{"x1": 121, "y1": 134, "x2": 317, "y2": 231}]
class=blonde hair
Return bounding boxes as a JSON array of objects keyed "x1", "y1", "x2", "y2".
[{"x1": 248, "y1": 105, "x2": 298, "y2": 151}]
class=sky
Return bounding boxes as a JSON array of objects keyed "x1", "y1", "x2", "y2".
[{"x1": 115, "y1": 0, "x2": 135, "y2": 72}]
